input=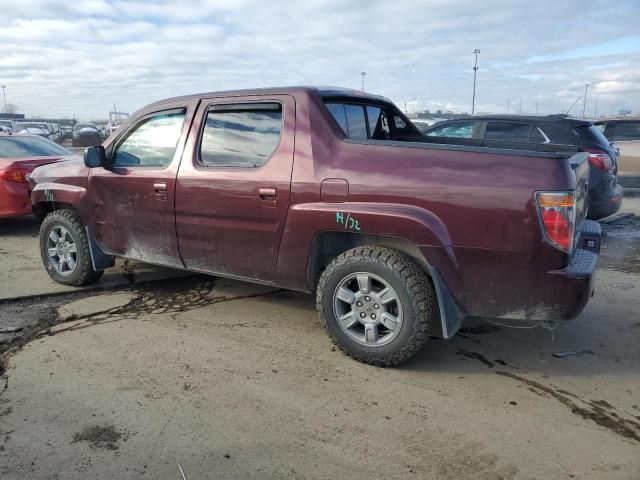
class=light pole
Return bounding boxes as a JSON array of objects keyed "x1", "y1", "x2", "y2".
[
  {"x1": 471, "y1": 49, "x2": 480, "y2": 114},
  {"x1": 0, "y1": 85, "x2": 6, "y2": 114},
  {"x1": 582, "y1": 83, "x2": 589, "y2": 118},
  {"x1": 361, "y1": 72, "x2": 366, "y2": 92}
]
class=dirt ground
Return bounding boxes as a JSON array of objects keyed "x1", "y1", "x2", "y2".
[{"x1": 0, "y1": 197, "x2": 639, "y2": 479}]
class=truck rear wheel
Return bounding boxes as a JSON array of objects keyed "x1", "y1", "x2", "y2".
[
  {"x1": 316, "y1": 246, "x2": 438, "y2": 367},
  {"x1": 39, "y1": 209, "x2": 104, "y2": 286}
]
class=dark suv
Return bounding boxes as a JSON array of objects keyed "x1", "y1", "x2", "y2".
[{"x1": 421, "y1": 115, "x2": 622, "y2": 219}]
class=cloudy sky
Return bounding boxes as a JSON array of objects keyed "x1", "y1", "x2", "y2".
[{"x1": 1, "y1": 0, "x2": 639, "y2": 120}]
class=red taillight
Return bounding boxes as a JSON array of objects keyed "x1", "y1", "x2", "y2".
[
  {"x1": 541, "y1": 210, "x2": 571, "y2": 250},
  {"x1": 535, "y1": 192, "x2": 576, "y2": 253},
  {"x1": 0, "y1": 169, "x2": 24, "y2": 183},
  {"x1": 585, "y1": 150, "x2": 612, "y2": 172}
]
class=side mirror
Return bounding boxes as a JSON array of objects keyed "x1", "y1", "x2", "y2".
[{"x1": 84, "y1": 145, "x2": 108, "y2": 168}]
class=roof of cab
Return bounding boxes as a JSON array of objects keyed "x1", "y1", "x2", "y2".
[{"x1": 144, "y1": 86, "x2": 392, "y2": 109}]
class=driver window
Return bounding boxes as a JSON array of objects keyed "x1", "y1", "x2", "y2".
[{"x1": 112, "y1": 109, "x2": 186, "y2": 167}]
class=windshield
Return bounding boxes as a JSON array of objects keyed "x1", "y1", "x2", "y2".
[{"x1": 0, "y1": 135, "x2": 72, "y2": 157}]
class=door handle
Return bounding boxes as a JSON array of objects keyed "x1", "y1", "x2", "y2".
[
  {"x1": 258, "y1": 187, "x2": 277, "y2": 201},
  {"x1": 153, "y1": 182, "x2": 168, "y2": 199}
]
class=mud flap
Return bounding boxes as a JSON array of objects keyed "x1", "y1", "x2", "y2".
[
  {"x1": 428, "y1": 267, "x2": 464, "y2": 339},
  {"x1": 85, "y1": 227, "x2": 115, "y2": 271}
]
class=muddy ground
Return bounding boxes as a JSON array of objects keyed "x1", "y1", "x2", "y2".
[{"x1": 0, "y1": 198, "x2": 639, "y2": 479}]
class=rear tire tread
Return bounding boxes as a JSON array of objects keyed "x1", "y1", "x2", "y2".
[{"x1": 316, "y1": 246, "x2": 438, "y2": 367}]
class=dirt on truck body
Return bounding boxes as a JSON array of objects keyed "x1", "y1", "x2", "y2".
[{"x1": 29, "y1": 86, "x2": 601, "y2": 366}]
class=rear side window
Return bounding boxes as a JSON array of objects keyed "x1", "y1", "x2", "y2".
[
  {"x1": 326, "y1": 103, "x2": 348, "y2": 133},
  {"x1": 324, "y1": 101, "x2": 417, "y2": 141},
  {"x1": 326, "y1": 103, "x2": 368, "y2": 139},
  {"x1": 484, "y1": 122, "x2": 531, "y2": 142},
  {"x1": 612, "y1": 121, "x2": 640, "y2": 141},
  {"x1": 424, "y1": 122, "x2": 476, "y2": 138},
  {"x1": 344, "y1": 104, "x2": 367, "y2": 139},
  {"x1": 199, "y1": 103, "x2": 282, "y2": 168}
]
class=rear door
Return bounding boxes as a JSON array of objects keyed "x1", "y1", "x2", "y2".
[
  {"x1": 87, "y1": 102, "x2": 195, "y2": 268},
  {"x1": 175, "y1": 95, "x2": 295, "y2": 282}
]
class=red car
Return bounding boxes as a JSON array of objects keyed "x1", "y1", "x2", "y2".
[
  {"x1": 29, "y1": 87, "x2": 600, "y2": 366},
  {"x1": 0, "y1": 134, "x2": 74, "y2": 218}
]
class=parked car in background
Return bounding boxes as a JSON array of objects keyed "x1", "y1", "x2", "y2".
[
  {"x1": 61, "y1": 125, "x2": 73, "y2": 142},
  {"x1": 72, "y1": 122, "x2": 103, "y2": 147},
  {"x1": 30, "y1": 86, "x2": 600, "y2": 366},
  {"x1": 0, "y1": 120, "x2": 13, "y2": 132},
  {"x1": 0, "y1": 135, "x2": 74, "y2": 219},
  {"x1": 422, "y1": 115, "x2": 622, "y2": 219},
  {"x1": 51, "y1": 124, "x2": 64, "y2": 144},
  {"x1": 595, "y1": 118, "x2": 640, "y2": 187},
  {"x1": 12, "y1": 122, "x2": 52, "y2": 139}
]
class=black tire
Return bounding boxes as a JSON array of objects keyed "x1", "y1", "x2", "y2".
[
  {"x1": 39, "y1": 209, "x2": 104, "y2": 286},
  {"x1": 316, "y1": 246, "x2": 438, "y2": 367}
]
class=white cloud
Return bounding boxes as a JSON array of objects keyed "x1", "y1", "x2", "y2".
[{"x1": 0, "y1": 0, "x2": 638, "y2": 119}]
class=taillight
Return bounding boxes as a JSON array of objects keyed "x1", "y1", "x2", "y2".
[
  {"x1": 535, "y1": 191, "x2": 576, "y2": 253},
  {"x1": 585, "y1": 149, "x2": 612, "y2": 172},
  {"x1": 0, "y1": 169, "x2": 24, "y2": 183}
]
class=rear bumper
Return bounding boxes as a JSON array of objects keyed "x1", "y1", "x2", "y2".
[
  {"x1": 544, "y1": 219, "x2": 601, "y2": 320},
  {"x1": 421, "y1": 220, "x2": 601, "y2": 333},
  {"x1": 0, "y1": 180, "x2": 32, "y2": 219}
]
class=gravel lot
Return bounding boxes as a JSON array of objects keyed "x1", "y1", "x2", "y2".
[{"x1": 0, "y1": 196, "x2": 638, "y2": 479}]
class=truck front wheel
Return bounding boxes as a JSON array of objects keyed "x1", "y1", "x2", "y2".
[
  {"x1": 39, "y1": 209, "x2": 104, "y2": 286},
  {"x1": 316, "y1": 246, "x2": 438, "y2": 367}
]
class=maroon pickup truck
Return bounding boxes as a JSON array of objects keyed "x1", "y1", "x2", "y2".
[{"x1": 30, "y1": 87, "x2": 601, "y2": 366}]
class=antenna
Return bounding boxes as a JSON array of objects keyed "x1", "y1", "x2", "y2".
[{"x1": 566, "y1": 96, "x2": 582, "y2": 116}]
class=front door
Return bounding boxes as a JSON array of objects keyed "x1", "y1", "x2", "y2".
[
  {"x1": 87, "y1": 105, "x2": 192, "y2": 268},
  {"x1": 175, "y1": 95, "x2": 295, "y2": 282}
]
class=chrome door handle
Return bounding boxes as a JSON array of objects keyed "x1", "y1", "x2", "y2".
[
  {"x1": 154, "y1": 182, "x2": 168, "y2": 200},
  {"x1": 258, "y1": 187, "x2": 277, "y2": 200}
]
